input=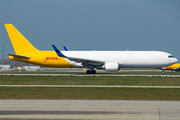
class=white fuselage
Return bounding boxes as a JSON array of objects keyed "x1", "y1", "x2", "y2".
[{"x1": 62, "y1": 51, "x2": 178, "y2": 68}]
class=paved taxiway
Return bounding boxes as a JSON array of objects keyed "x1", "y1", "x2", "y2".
[{"x1": 0, "y1": 100, "x2": 180, "y2": 120}]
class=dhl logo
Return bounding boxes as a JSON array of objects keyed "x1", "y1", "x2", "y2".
[{"x1": 44, "y1": 57, "x2": 61, "y2": 60}]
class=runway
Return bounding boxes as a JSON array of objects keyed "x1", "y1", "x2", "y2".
[
  {"x1": 0, "y1": 100, "x2": 180, "y2": 120},
  {"x1": 1, "y1": 73, "x2": 180, "y2": 77}
]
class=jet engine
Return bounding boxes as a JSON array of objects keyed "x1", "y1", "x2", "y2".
[{"x1": 102, "y1": 62, "x2": 120, "y2": 71}]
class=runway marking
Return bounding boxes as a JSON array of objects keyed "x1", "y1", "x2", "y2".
[
  {"x1": 0, "y1": 105, "x2": 180, "y2": 109},
  {"x1": 0, "y1": 115, "x2": 180, "y2": 119}
]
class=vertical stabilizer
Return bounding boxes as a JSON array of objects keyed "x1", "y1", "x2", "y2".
[{"x1": 4, "y1": 24, "x2": 39, "y2": 54}]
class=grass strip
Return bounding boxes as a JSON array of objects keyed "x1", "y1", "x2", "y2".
[
  {"x1": 0, "y1": 76, "x2": 180, "y2": 86},
  {"x1": 0, "y1": 87, "x2": 180, "y2": 100}
]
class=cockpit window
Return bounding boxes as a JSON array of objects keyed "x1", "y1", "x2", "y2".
[{"x1": 168, "y1": 55, "x2": 175, "y2": 58}]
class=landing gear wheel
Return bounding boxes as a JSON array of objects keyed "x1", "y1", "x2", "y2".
[
  {"x1": 86, "y1": 70, "x2": 96, "y2": 74},
  {"x1": 86, "y1": 70, "x2": 91, "y2": 74},
  {"x1": 92, "y1": 70, "x2": 96, "y2": 74},
  {"x1": 162, "y1": 71, "x2": 165, "y2": 75}
]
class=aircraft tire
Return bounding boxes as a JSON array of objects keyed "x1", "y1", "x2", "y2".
[
  {"x1": 86, "y1": 70, "x2": 96, "y2": 74},
  {"x1": 86, "y1": 70, "x2": 91, "y2": 74},
  {"x1": 92, "y1": 70, "x2": 96, "y2": 74}
]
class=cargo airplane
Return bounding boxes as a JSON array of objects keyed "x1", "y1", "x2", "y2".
[
  {"x1": 4, "y1": 24, "x2": 178, "y2": 74},
  {"x1": 159, "y1": 63, "x2": 180, "y2": 74}
]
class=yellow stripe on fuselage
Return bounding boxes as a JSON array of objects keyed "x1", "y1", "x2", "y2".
[{"x1": 9, "y1": 51, "x2": 75, "y2": 68}]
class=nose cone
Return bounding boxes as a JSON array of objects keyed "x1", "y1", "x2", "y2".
[
  {"x1": 172, "y1": 58, "x2": 178, "y2": 64},
  {"x1": 175, "y1": 58, "x2": 178, "y2": 63}
]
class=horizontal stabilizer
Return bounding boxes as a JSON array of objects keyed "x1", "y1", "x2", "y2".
[{"x1": 5, "y1": 53, "x2": 31, "y2": 59}]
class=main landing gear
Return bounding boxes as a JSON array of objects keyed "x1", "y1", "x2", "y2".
[
  {"x1": 86, "y1": 70, "x2": 96, "y2": 74},
  {"x1": 86, "y1": 66, "x2": 96, "y2": 74}
]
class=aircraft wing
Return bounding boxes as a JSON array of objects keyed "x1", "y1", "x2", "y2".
[
  {"x1": 52, "y1": 45, "x2": 104, "y2": 66},
  {"x1": 5, "y1": 53, "x2": 31, "y2": 59}
]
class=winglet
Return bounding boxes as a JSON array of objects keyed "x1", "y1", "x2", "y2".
[
  {"x1": 63, "y1": 46, "x2": 68, "y2": 51},
  {"x1": 52, "y1": 45, "x2": 66, "y2": 57}
]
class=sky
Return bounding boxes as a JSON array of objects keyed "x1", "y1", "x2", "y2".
[{"x1": 0, "y1": 0, "x2": 180, "y2": 61}]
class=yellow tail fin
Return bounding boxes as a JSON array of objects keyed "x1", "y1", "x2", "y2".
[{"x1": 4, "y1": 24, "x2": 39, "y2": 54}]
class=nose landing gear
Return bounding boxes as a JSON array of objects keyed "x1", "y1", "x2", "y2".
[{"x1": 162, "y1": 70, "x2": 165, "y2": 75}]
